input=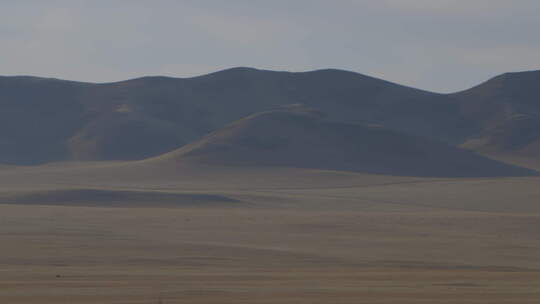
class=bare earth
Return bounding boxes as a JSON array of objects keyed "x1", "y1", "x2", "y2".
[{"x1": 1, "y1": 162, "x2": 540, "y2": 303}]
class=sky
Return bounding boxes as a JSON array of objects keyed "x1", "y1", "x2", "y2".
[{"x1": 1, "y1": 0, "x2": 539, "y2": 92}]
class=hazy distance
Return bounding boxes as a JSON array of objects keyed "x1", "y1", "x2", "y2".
[{"x1": 1, "y1": 0, "x2": 540, "y2": 92}]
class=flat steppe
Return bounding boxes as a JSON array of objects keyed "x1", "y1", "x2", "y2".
[{"x1": 1, "y1": 161, "x2": 540, "y2": 303}]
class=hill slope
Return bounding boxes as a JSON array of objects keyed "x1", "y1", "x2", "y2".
[
  {"x1": 152, "y1": 106, "x2": 534, "y2": 177},
  {"x1": 1, "y1": 68, "x2": 539, "y2": 164},
  {"x1": 455, "y1": 70, "x2": 540, "y2": 157},
  {"x1": 0, "y1": 68, "x2": 463, "y2": 164}
]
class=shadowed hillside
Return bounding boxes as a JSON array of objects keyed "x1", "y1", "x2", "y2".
[
  {"x1": 456, "y1": 70, "x2": 540, "y2": 157},
  {"x1": 0, "y1": 188, "x2": 240, "y2": 207},
  {"x1": 1, "y1": 68, "x2": 539, "y2": 165},
  {"x1": 0, "y1": 68, "x2": 463, "y2": 164},
  {"x1": 0, "y1": 77, "x2": 88, "y2": 164},
  {"x1": 152, "y1": 106, "x2": 535, "y2": 177}
]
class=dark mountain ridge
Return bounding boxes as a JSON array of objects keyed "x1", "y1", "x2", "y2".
[{"x1": 0, "y1": 67, "x2": 538, "y2": 166}]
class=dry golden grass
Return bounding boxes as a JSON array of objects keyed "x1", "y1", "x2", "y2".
[{"x1": 1, "y1": 163, "x2": 540, "y2": 303}]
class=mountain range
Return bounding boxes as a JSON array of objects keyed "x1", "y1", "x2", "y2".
[{"x1": 1, "y1": 67, "x2": 539, "y2": 176}]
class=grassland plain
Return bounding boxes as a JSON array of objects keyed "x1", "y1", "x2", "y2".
[{"x1": 1, "y1": 162, "x2": 540, "y2": 303}]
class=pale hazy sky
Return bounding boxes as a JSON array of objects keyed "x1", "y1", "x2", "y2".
[{"x1": 1, "y1": 0, "x2": 539, "y2": 92}]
